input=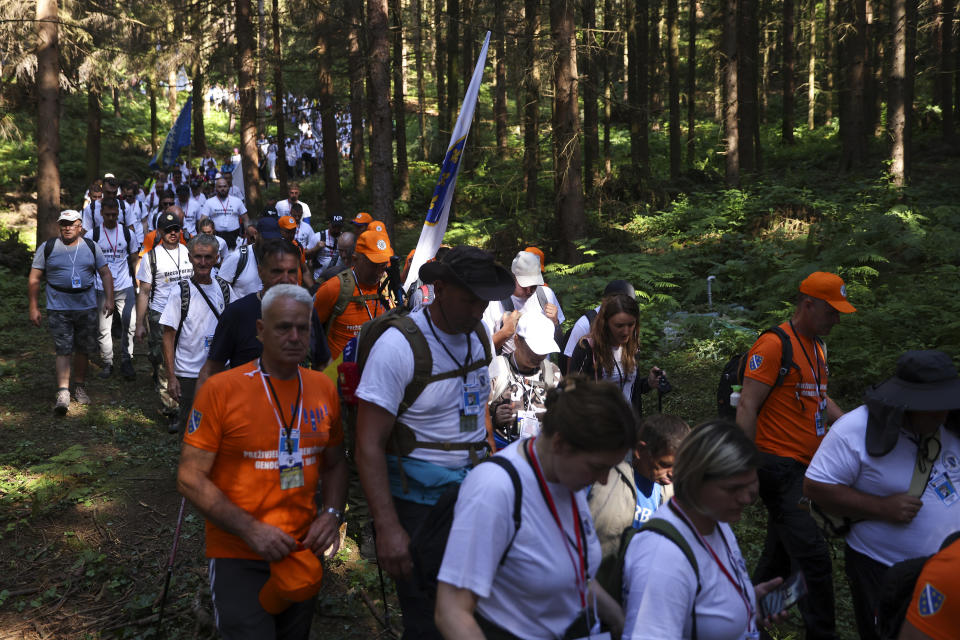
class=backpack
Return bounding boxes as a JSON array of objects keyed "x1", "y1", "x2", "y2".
[
  {"x1": 41, "y1": 237, "x2": 98, "y2": 293},
  {"x1": 594, "y1": 518, "x2": 701, "y2": 639},
  {"x1": 174, "y1": 277, "x2": 231, "y2": 348},
  {"x1": 409, "y1": 456, "x2": 522, "y2": 600},
  {"x1": 558, "y1": 308, "x2": 598, "y2": 373},
  {"x1": 716, "y1": 325, "x2": 825, "y2": 419},
  {"x1": 324, "y1": 269, "x2": 383, "y2": 334}
]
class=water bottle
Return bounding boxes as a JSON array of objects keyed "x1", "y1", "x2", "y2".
[{"x1": 729, "y1": 385, "x2": 742, "y2": 409}]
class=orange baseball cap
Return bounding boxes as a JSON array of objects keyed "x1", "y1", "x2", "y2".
[
  {"x1": 258, "y1": 548, "x2": 324, "y2": 615},
  {"x1": 278, "y1": 215, "x2": 297, "y2": 230},
  {"x1": 524, "y1": 246, "x2": 545, "y2": 272},
  {"x1": 367, "y1": 219, "x2": 387, "y2": 235},
  {"x1": 799, "y1": 271, "x2": 856, "y2": 313},
  {"x1": 355, "y1": 228, "x2": 393, "y2": 263},
  {"x1": 353, "y1": 211, "x2": 373, "y2": 225}
]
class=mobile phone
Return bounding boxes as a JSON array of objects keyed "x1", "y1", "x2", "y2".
[{"x1": 760, "y1": 571, "x2": 808, "y2": 619}]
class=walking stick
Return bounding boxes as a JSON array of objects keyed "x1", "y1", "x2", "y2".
[{"x1": 157, "y1": 496, "x2": 187, "y2": 629}]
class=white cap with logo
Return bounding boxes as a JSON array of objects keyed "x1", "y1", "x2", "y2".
[
  {"x1": 511, "y1": 251, "x2": 544, "y2": 288},
  {"x1": 516, "y1": 311, "x2": 560, "y2": 356}
]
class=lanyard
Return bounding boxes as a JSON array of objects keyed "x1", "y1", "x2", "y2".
[
  {"x1": 218, "y1": 196, "x2": 230, "y2": 218},
  {"x1": 526, "y1": 438, "x2": 587, "y2": 608},
  {"x1": 351, "y1": 269, "x2": 377, "y2": 321},
  {"x1": 103, "y1": 225, "x2": 120, "y2": 255},
  {"x1": 669, "y1": 500, "x2": 756, "y2": 632},
  {"x1": 257, "y1": 359, "x2": 303, "y2": 454},
  {"x1": 789, "y1": 320, "x2": 824, "y2": 401},
  {"x1": 425, "y1": 309, "x2": 472, "y2": 383},
  {"x1": 161, "y1": 244, "x2": 184, "y2": 280}
]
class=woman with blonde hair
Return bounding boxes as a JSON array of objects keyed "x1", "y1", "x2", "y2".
[{"x1": 569, "y1": 293, "x2": 664, "y2": 413}]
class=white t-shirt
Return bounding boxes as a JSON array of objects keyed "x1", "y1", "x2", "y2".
[
  {"x1": 201, "y1": 195, "x2": 247, "y2": 231},
  {"x1": 91, "y1": 224, "x2": 139, "y2": 291},
  {"x1": 438, "y1": 441, "x2": 601, "y2": 639},
  {"x1": 806, "y1": 405, "x2": 960, "y2": 567},
  {"x1": 218, "y1": 246, "x2": 262, "y2": 299},
  {"x1": 482, "y1": 286, "x2": 565, "y2": 355},
  {"x1": 159, "y1": 279, "x2": 232, "y2": 378},
  {"x1": 137, "y1": 244, "x2": 193, "y2": 313},
  {"x1": 563, "y1": 306, "x2": 601, "y2": 358},
  {"x1": 623, "y1": 501, "x2": 758, "y2": 640},
  {"x1": 355, "y1": 308, "x2": 490, "y2": 467},
  {"x1": 181, "y1": 198, "x2": 204, "y2": 236},
  {"x1": 275, "y1": 198, "x2": 312, "y2": 223},
  {"x1": 121, "y1": 199, "x2": 148, "y2": 245}
]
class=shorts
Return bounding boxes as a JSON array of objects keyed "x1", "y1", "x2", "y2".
[{"x1": 48, "y1": 309, "x2": 98, "y2": 356}]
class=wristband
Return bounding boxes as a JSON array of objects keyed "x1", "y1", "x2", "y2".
[{"x1": 324, "y1": 506, "x2": 344, "y2": 525}]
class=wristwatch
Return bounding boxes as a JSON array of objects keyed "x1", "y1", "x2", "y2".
[{"x1": 324, "y1": 506, "x2": 344, "y2": 525}]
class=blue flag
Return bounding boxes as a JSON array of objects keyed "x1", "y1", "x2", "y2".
[
  {"x1": 149, "y1": 97, "x2": 192, "y2": 170},
  {"x1": 404, "y1": 32, "x2": 491, "y2": 290}
]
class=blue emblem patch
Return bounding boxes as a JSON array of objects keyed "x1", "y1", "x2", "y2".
[
  {"x1": 187, "y1": 409, "x2": 202, "y2": 434},
  {"x1": 749, "y1": 355, "x2": 764, "y2": 371},
  {"x1": 918, "y1": 583, "x2": 945, "y2": 617}
]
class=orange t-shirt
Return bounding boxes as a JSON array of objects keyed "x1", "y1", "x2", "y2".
[
  {"x1": 743, "y1": 322, "x2": 828, "y2": 465},
  {"x1": 904, "y1": 541, "x2": 960, "y2": 640},
  {"x1": 183, "y1": 360, "x2": 342, "y2": 559},
  {"x1": 313, "y1": 271, "x2": 387, "y2": 359}
]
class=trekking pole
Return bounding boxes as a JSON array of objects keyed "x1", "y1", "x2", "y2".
[
  {"x1": 371, "y1": 522, "x2": 397, "y2": 638},
  {"x1": 157, "y1": 496, "x2": 187, "y2": 629}
]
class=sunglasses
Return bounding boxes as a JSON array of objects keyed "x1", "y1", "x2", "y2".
[{"x1": 164, "y1": 226, "x2": 182, "y2": 233}]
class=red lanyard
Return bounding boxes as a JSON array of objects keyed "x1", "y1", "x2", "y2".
[
  {"x1": 526, "y1": 438, "x2": 587, "y2": 608},
  {"x1": 669, "y1": 500, "x2": 756, "y2": 631},
  {"x1": 103, "y1": 225, "x2": 119, "y2": 254}
]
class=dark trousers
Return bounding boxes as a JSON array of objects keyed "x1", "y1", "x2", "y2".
[
  {"x1": 175, "y1": 376, "x2": 198, "y2": 436},
  {"x1": 844, "y1": 544, "x2": 887, "y2": 640},
  {"x1": 387, "y1": 498, "x2": 444, "y2": 640},
  {"x1": 754, "y1": 452, "x2": 837, "y2": 640},
  {"x1": 209, "y1": 558, "x2": 316, "y2": 640}
]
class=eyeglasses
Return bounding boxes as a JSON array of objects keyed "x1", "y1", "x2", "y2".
[{"x1": 59, "y1": 221, "x2": 81, "y2": 227}]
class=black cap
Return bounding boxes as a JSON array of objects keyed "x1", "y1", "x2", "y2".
[
  {"x1": 419, "y1": 246, "x2": 514, "y2": 301},
  {"x1": 603, "y1": 279, "x2": 636, "y2": 299},
  {"x1": 157, "y1": 212, "x2": 180, "y2": 231}
]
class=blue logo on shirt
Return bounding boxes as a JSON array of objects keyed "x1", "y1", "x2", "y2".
[
  {"x1": 188, "y1": 409, "x2": 202, "y2": 434},
  {"x1": 749, "y1": 355, "x2": 764, "y2": 371},
  {"x1": 918, "y1": 583, "x2": 945, "y2": 616}
]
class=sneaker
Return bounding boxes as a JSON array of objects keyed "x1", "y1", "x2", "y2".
[
  {"x1": 98, "y1": 364, "x2": 113, "y2": 379},
  {"x1": 120, "y1": 360, "x2": 136, "y2": 381},
  {"x1": 54, "y1": 388, "x2": 70, "y2": 415},
  {"x1": 72, "y1": 385, "x2": 91, "y2": 405}
]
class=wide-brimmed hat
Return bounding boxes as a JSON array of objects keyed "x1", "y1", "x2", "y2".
[
  {"x1": 517, "y1": 311, "x2": 560, "y2": 356},
  {"x1": 420, "y1": 246, "x2": 514, "y2": 301},
  {"x1": 512, "y1": 251, "x2": 544, "y2": 288},
  {"x1": 799, "y1": 271, "x2": 856, "y2": 313},
  {"x1": 864, "y1": 350, "x2": 960, "y2": 456}
]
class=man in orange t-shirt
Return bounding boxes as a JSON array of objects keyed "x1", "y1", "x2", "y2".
[
  {"x1": 178, "y1": 284, "x2": 346, "y2": 638},
  {"x1": 900, "y1": 536, "x2": 960, "y2": 640},
  {"x1": 312, "y1": 226, "x2": 393, "y2": 363},
  {"x1": 737, "y1": 271, "x2": 856, "y2": 640}
]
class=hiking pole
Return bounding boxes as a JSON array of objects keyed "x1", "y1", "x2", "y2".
[
  {"x1": 157, "y1": 496, "x2": 187, "y2": 629},
  {"x1": 371, "y1": 522, "x2": 397, "y2": 638}
]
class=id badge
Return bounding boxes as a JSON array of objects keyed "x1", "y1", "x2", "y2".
[
  {"x1": 517, "y1": 410, "x2": 541, "y2": 438},
  {"x1": 459, "y1": 413, "x2": 478, "y2": 433},
  {"x1": 930, "y1": 472, "x2": 959, "y2": 506},
  {"x1": 815, "y1": 399, "x2": 827, "y2": 437},
  {"x1": 278, "y1": 429, "x2": 304, "y2": 490},
  {"x1": 461, "y1": 374, "x2": 483, "y2": 417},
  {"x1": 71, "y1": 274, "x2": 82, "y2": 289},
  {"x1": 203, "y1": 335, "x2": 213, "y2": 353}
]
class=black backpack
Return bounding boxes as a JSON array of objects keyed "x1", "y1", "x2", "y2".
[
  {"x1": 408, "y1": 456, "x2": 522, "y2": 600},
  {"x1": 716, "y1": 326, "x2": 824, "y2": 419}
]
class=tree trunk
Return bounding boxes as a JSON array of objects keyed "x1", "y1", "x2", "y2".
[
  {"x1": 714, "y1": 54, "x2": 723, "y2": 121},
  {"x1": 824, "y1": 0, "x2": 834, "y2": 121},
  {"x1": 739, "y1": 0, "x2": 760, "y2": 171},
  {"x1": 86, "y1": 85, "x2": 101, "y2": 185},
  {"x1": 316, "y1": 3, "x2": 342, "y2": 214},
  {"x1": 667, "y1": 0, "x2": 680, "y2": 179},
  {"x1": 626, "y1": 0, "x2": 639, "y2": 164},
  {"x1": 446, "y1": 0, "x2": 460, "y2": 139},
  {"x1": 257, "y1": 0, "x2": 267, "y2": 123},
  {"x1": 839, "y1": 0, "x2": 867, "y2": 170},
  {"x1": 602, "y1": 0, "x2": 614, "y2": 177},
  {"x1": 649, "y1": 0, "x2": 663, "y2": 128},
  {"x1": 112, "y1": 86, "x2": 121, "y2": 117},
  {"x1": 390, "y1": 0, "x2": 410, "y2": 200},
  {"x1": 273, "y1": 0, "x2": 287, "y2": 192},
  {"x1": 888, "y1": 0, "x2": 915, "y2": 186},
  {"x1": 149, "y1": 81, "x2": 159, "y2": 154},
  {"x1": 550, "y1": 0, "x2": 585, "y2": 264},
  {"x1": 36, "y1": 0, "x2": 60, "y2": 244},
  {"x1": 435, "y1": 0, "x2": 448, "y2": 148},
  {"x1": 523, "y1": 0, "x2": 540, "y2": 209},
  {"x1": 808, "y1": 0, "x2": 816, "y2": 130},
  {"x1": 686, "y1": 0, "x2": 697, "y2": 166},
  {"x1": 863, "y1": 0, "x2": 880, "y2": 136},
  {"x1": 367, "y1": 0, "x2": 396, "y2": 228},
  {"x1": 782, "y1": 0, "x2": 795, "y2": 142},
  {"x1": 235, "y1": 0, "x2": 263, "y2": 211},
  {"x1": 495, "y1": 0, "x2": 508, "y2": 158},
  {"x1": 582, "y1": 0, "x2": 599, "y2": 191},
  {"x1": 724, "y1": 0, "x2": 740, "y2": 185},
  {"x1": 935, "y1": 0, "x2": 954, "y2": 140},
  {"x1": 630, "y1": 0, "x2": 650, "y2": 176},
  {"x1": 168, "y1": 68, "x2": 178, "y2": 116},
  {"x1": 348, "y1": 0, "x2": 367, "y2": 190},
  {"x1": 192, "y1": 64, "x2": 207, "y2": 157},
  {"x1": 414, "y1": 0, "x2": 429, "y2": 160}
]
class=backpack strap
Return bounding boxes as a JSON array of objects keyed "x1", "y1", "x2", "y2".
[
  {"x1": 642, "y1": 518, "x2": 701, "y2": 640},
  {"x1": 232, "y1": 245, "x2": 249, "y2": 286},
  {"x1": 216, "y1": 275, "x2": 232, "y2": 306},
  {"x1": 482, "y1": 457, "x2": 522, "y2": 566},
  {"x1": 174, "y1": 280, "x2": 191, "y2": 348},
  {"x1": 93, "y1": 226, "x2": 100, "y2": 242},
  {"x1": 500, "y1": 296, "x2": 515, "y2": 313},
  {"x1": 535, "y1": 285, "x2": 547, "y2": 310},
  {"x1": 325, "y1": 269, "x2": 382, "y2": 334},
  {"x1": 148, "y1": 249, "x2": 158, "y2": 306},
  {"x1": 765, "y1": 325, "x2": 799, "y2": 388}
]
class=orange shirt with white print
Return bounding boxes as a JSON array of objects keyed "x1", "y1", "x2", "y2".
[
  {"x1": 904, "y1": 540, "x2": 960, "y2": 640},
  {"x1": 183, "y1": 360, "x2": 342, "y2": 560},
  {"x1": 312, "y1": 270, "x2": 387, "y2": 360},
  {"x1": 743, "y1": 321, "x2": 828, "y2": 465}
]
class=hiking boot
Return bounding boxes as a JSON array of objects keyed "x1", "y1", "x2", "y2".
[
  {"x1": 166, "y1": 413, "x2": 180, "y2": 434},
  {"x1": 72, "y1": 385, "x2": 91, "y2": 405},
  {"x1": 54, "y1": 388, "x2": 70, "y2": 415},
  {"x1": 98, "y1": 364, "x2": 113, "y2": 379},
  {"x1": 120, "y1": 360, "x2": 136, "y2": 381}
]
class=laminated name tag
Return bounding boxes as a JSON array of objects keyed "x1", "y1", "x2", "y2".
[
  {"x1": 278, "y1": 428, "x2": 304, "y2": 490},
  {"x1": 72, "y1": 274, "x2": 82, "y2": 289},
  {"x1": 930, "y1": 472, "x2": 958, "y2": 506}
]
